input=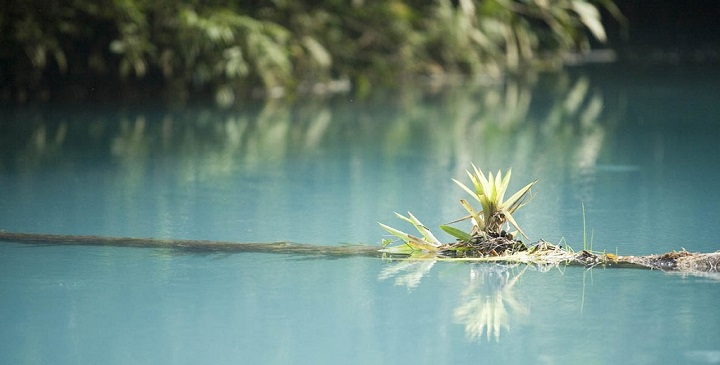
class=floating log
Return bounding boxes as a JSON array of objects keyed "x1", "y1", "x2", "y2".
[
  {"x1": 1, "y1": 231, "x2": 718, "y2": 274},
  {"x1": 0, "y1": 231, "x2": 382, "y2": 258},
  {"x1": 620, "y1": 251, "x2": 720, "y2": 273}
]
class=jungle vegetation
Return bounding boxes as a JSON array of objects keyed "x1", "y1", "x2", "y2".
[{"x1": 0, "y1": 0, "x2": 622, "y2": 103}]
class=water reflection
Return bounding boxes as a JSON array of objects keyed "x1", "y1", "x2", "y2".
[
  {"x1": 2, "y1": 72, "x2": 616, "y2": 177},
  {"x1": 1, "y1": 70, "x2": 628, "y2": 245},
  {"x1": 4, "y1": 66, "x2": 720, "y2": 252},
  {"x1": 378, "y1": 254, "x2": 437, "y2": 289},
  {"x1": 2, "y1": 74, "x2": 617, "y2": 199},
  {"x1": 380, "y1": 259, "x2": 531, "y2": 343},
  {"x1": 3, "y1": 66, "x2": 720, "y2": 365},
  {"x1": 453, "y1": 265, "x2": 529, "y2": 342}
]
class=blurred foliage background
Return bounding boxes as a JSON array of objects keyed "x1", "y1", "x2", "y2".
[{"x1": 0, "y1": 0, "x2": 625, "y2": 104}]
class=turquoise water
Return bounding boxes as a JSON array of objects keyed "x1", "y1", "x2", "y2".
[{"x1": 2, "y1": 63, "x2": 720, "y2": 364}]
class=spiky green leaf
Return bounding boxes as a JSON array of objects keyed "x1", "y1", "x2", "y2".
[
  {"x1": 460, "y1": 199, "x2": 485, "y2": 231},
  {"x1": 497, "y1": 169, "x2": 512, "y2": 203},
  {"x1": 378, "y1": 222, "x2": 410, "y2": 243},
  {"x1": 408, "y1": 235, "x2": 441, "y2": 252},
  {"x1": 453, "y1": 178, "x2": 482, "y2": 204},
  {"x1": 395, "y1": 211, "x2": 442, "y2": 247},
  {"x1": 499, "y1": 179, "x2": 537, "y2": 213},
  {"x1": 504, "y1": 212, "x2": 528, "y2": 240}
]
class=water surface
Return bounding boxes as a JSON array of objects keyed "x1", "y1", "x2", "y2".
[{"x1": 1, "y1": 63, "x2": 719, "y2": 364}]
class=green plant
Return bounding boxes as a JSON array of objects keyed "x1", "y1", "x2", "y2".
[
  {"x1": 2, "y1": 0, "x2": 621, "y2": 102},
  {"x1": 451, "y1": 165, "x2": 537, "y2": 239},
  {"x1": 379, "y1": 165, "x2": 537, "y2": 254}
]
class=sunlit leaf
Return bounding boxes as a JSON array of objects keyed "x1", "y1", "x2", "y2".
[
  {"x1": 379, "y1": 244, "x2": 415, "y2": 255},
  {"x1": 452, "y1": 165, "x2": 538, "y2": 238},
  {"x1": 499, "y1": 180, "x2": 537, "y2": 213},
  {"x1": 497, "y1": 169, "x2": 512, "y2": 203},
  {"x1": 407, "y1": 212, "x2": 443, "y2": 246},
  {"x1": 460, "y1": 199, "x2": 485, "y2": 231},
  {"x1": 440, "y1": 225, "x2": 472, "y2": 241},
  {"x1": 408, "y1": 235, "x2": 441, "y2": 252},
  {"x1": 572, "y1": 1, "x2": 607, "y2": 42},
  {"x1": 453, "y1": 178, "x2": 482, "y2": 204},
  {"x1": 378, "y1": 222, "x2": 410, "y2": 243},
  {"x1": 395, "y1": 212, "x2": 443, "y2": 247},
  {"x1": 504, "y1": 212, "x2": 529, "y2": 240}
]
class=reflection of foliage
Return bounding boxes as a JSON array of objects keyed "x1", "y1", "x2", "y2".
[
  {"x1": 378, "y1": 255, "x2": 437, "y2": 289},
  {"x1": 379, "y1": 258, "x2": 530, "y2": 342},
  {"x1": 453, "y1": 265, "x2": 529, "y2": 342},
  {"x1": 1, "y1": 0, "x2": 620, "y2": 102},
  {"x1": 0, "y1": 70, "x2": 616, "y2": 183}
]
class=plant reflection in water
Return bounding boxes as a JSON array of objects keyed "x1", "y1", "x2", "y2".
[
  {"x1": 378, "y1": 253, "x2": 438, "y2": 289},
  {"x1": 380, "y1": 258, "x2": 536, "y2": 342},
  {"x1": 453, "y1": 265, "x2": 529, "y2": 342}
]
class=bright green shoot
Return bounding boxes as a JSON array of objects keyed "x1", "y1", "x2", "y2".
[
  {"x1": 452, "y1": 164, "x2": 537, "y2": 239},
  {"x1": 581, "y1": 202, "x2": 595, "y2": 251}
]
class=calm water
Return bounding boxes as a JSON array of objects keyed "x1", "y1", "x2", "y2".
[{"x1": 2, "y1": 63, "x2": 720, "y2": 364}]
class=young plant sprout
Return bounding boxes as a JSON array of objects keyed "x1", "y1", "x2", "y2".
[
  {"x1": 379, "y1": 165, "x2": 537, "y2": 257},
  {"x1": 451, "y1": 164, "x2": 537, "y2": 240}
]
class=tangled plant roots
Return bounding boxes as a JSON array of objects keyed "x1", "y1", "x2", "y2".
[{"x1": 441, "y1": 234, "x2": 528, "y2": 258}]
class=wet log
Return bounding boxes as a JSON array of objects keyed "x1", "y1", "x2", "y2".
[
  {"x1": 618, "y1": 251, "x2": 720, "y2": 273},
  {"x1": 1, "y1": 231, "x2": 718, "y2": 274},
  {"x1": 0, "y1": 231, "x2": 382, "y2": 258}
]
